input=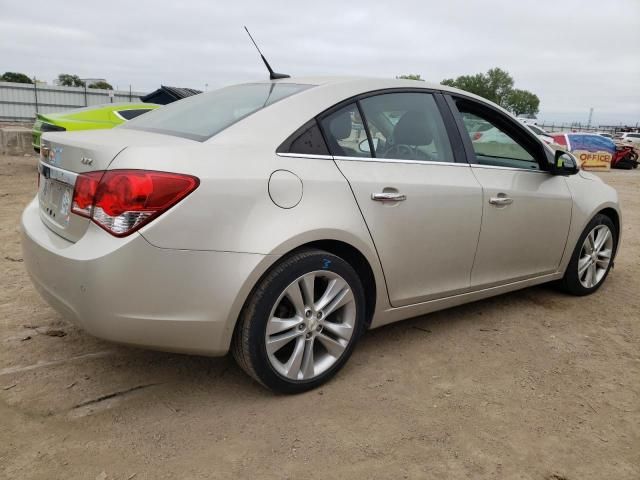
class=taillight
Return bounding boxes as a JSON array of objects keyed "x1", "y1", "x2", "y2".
[
  {"x1": 71, "y1": 172, "x2": 102, "y2": 218},
  {"x1": 71, "y1": 170, "x2": 199, "y2": 237}
]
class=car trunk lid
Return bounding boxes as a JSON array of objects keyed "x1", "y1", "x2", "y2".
[{"x1": 38, "y1": 129, "x2": 197, "y2": 242}]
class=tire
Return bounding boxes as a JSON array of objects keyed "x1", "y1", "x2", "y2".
[
  {"x1": 559, "y1": 214, "x2": 617, "y2": 296},
  {"x1": 232, "y1": 249, "x2": 366, "y2": 393}
]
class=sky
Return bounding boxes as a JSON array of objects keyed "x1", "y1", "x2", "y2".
[{"x1": 1, "y1": 0, "x2": 638, "y2": 126}]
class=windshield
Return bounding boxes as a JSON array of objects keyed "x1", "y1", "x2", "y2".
[{"x1": 124, "y1": 82, "x2": 312, "y2": 141}]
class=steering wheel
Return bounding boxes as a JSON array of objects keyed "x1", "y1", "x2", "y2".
[{"x1": 384, "y1": 144, "x2": 415, "y2": 160}]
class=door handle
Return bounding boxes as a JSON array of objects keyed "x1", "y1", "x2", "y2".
[
  {"x1": 371, "y1": 192, "x2": 406, "y2": 202},
  {"x1": 489, "y1": 196, "x2": 514, "y2": 206}
]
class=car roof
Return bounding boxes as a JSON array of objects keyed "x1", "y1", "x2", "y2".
[
  {"x1": 210, "y1": 76, "x2": 512, "y2": 147},
  {"x1": 232, "y1": 75, "x2": 511, "y2": 115}
]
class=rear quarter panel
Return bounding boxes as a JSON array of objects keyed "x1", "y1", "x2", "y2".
[{"x1": 109, "y1": 143, "x2": 390, "y2": 319}]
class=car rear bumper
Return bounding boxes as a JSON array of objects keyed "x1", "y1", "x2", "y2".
[{"x1": 21, "y1": 197, "x2": 270, "y2": 355}]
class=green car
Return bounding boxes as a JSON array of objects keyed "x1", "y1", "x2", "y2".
[{"x1": 32, "y1": 102, "x2": 159, "y2": 152}]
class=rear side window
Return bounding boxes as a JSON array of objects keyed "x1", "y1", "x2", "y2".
[
  {"x1": 319, "y1": 104, "x2": 370, "y2": 157},
  {"x1": 358, "y1": 92, "x2": 454, "y2": 162},
  {"x1": 124, "y1": 83, "x2": 312, "y2": 141},
  {"x1": 277, "y1": 121, "x2": 329, "y2": 156},
  {"x1": 116, "y1": 109, "x2": 152, "y2": 120}
]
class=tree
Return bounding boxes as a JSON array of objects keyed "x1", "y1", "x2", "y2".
[
  {"x1": 1, "y1": 72, "x2": 33, "y2": 84},
  {"x1": 504, "y1": 89, "x2": 540, "y2": 117},
  {"x1": 442, "y1": 73, "x2": 495, "y2": 101},
  {"x1": 88, "y1": 81, "x2": 113, "y2": 90},
  {"x1": 485, "y1": 67, "x2": 514, "y2": 106},
  {"x1": 440, "y1": 67, "x2": 539, "y2": 116},
  {"x1": 396, "y1": 74, "x2": 424, "y2": 81},
  {"x1": 57, "y1": 74, "x2": 85, "y2": 87}
]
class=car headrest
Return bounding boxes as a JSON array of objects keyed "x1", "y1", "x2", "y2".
[
  {"x1": 329, "y1": 111, "x2": 353, "y2": 140},
  {"x1": 393, "y1": 111, "x2": 433, "y2": 146}
]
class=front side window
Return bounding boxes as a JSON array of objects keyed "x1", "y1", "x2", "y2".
[
  {"x1": 124, "y1": 83, "x2": 312, "y2": 141},
  {"x1": 455, "y1": 101, "x2": 539, "y2": 170},
  {"x1": 319, "y1": 104, "x2": 370, "y2": 157},
  {"x1": 358, "y1": 92, "x2": 454, "y2": 162}
]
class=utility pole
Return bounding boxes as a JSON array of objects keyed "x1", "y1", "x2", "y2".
[{"x1": 587, "y1": 107, "x2": 594, "y2": 127}]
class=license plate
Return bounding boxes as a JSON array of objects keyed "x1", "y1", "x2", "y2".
[{"x1": 39, "y1": 175, "x2": 73, "y2": 226}]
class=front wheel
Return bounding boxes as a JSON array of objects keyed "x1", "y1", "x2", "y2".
[
  {"x1": 559, "y1": 214, "x2": 617, "y2": 296},
  {"x1": 232, "y1": 249, "x2": 365, "y2": 393}
]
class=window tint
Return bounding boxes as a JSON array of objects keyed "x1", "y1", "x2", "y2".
[
  {"x1": 628, "y1": 133, "x2": 640, "y2": 138},
  {"x1": 359, "y1": 92, "x2": 454, "y2": 162},
  {"x1": 124, "y1": 83, "x2": 312, "y2": 141},
  {"x1": 456, "y1": 102, "x2": 538, "y2": 169},
  {"x1": 319, "y1": 104, "x2": 370, "y2": 157},
  {"x1": 278, "y1": 121, "x2": 329, "y2": 155},
  {"x1": 117, "y1": 109, "x2": 152, "y2": 120}
]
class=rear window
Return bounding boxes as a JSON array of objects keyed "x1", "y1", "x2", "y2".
[
  {"x1": 124, "y1": 83, "x2": 312, "y2": 141},
  {"x1": 116, "y1": 109, "x2": 152, "y2": 120}
]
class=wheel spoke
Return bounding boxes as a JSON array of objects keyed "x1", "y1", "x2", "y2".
[
  {"x1": 594, "y1": 228, "x2": 610, "y2": 252},
  {"x1": 266, "y1": 329, "x2": 302, "y2": 355},
  {"x1": 285, "y1": 281, "x2": 306, "y2": 316},
  {"x1": 300, "y1": 338, "x2": 315, "y2": 379},
  {"x1": 322, "y1": 287, "x2": 353, "y2": 319},
  {"x1": 267, "y1": 316, "x2": 302, "y2": 336},
  {"x1": 598, "y1": 248, "x2": 612, "y2": 260},
  {"x1": 300, "y1": 274, "x2": 316, "y2": 307},
  {"x1": 317, "y1": 332, "x2": 346, "y2": 358},
  {"x1": 578, "y1": 256, "x2": 591, "y2": 277},
  {"x1": 316, "y1": 278, "x2": 348, "y2": 312},
  {"x1": 588, "y1": 263, "x2": 597, "y2": 287},
  {"x1": 322, "y1": 321, "x2": 353, "y2": 341},
  {"x1": 585, "y1": 231, "x2": 595, "y2": 253},
  {"x1": 283, "y1": 336, "x2": 305, "y2": 378}
]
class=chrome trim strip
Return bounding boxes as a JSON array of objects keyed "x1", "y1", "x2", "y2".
[
  {"x1": 38, "y1": 160, "x2": 79, "y2": 187},
  {"x1": 276, "y1": 152, "x2": 333, "y2": 160},
  {"x1": 470, "y1": 164, "x2": 547, "y2": 174},
  {"x1": 332, "y1": 155, "x2": 469, "y2": 167}
]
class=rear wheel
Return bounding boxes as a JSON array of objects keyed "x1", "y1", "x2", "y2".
[
  {"x1": 559, "y1": 214, "x2": 617, "y2": 296},
  {"x1": 232, "y1": 249, "x2": 365, "y2": 393}
]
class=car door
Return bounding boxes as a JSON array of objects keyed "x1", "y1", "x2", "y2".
[
  {"x1": 319, "y1": 92, "x2": 483, "y2": 307},
  {"x1": 447, "y1": 96, "x2": 572, "y2": 288}
]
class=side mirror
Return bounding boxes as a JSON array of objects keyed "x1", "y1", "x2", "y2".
[{"x1": 551, "y1": 150, "x2": 579, "y2": 175}]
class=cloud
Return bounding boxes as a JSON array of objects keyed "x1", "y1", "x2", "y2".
[{"x1": 1, "y1": 0, "x2": 638, "y2": 124}]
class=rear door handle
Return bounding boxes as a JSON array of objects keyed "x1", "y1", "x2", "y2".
[
  {"x1": 489, "y1": 196, "x2": 514, "y2": 206},
  {"x1": 371, "y1": 192, "x2": 406, "y2": 202}
]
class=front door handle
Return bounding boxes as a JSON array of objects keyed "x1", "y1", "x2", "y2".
[
  {"x1": 489, "y1": 196, "x2": 514, "y2": 206},
  {"x1": 371, "y1": 192, "x2": 406, "y2": 202}
]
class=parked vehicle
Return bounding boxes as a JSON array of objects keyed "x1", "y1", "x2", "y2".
[
  {"x1": 614, "y1": 131, "x2": 640, "y2": 146},
  {"x1": 32, "y1": 103, "x2": 159, "y2": 152},
  {"x1": 612, "y1": 143, "x2": 639, "y2": 169},
  {"x1": 516, "y1": 118, "x2": 554, "y2": 144},
  {"x1": 525, "y1": 124, "x2": 554, "y2": 144},
  {"x1": 22, "y1": 77, "x2": 621, "y2": 393},
  {"x1": 552, "y1": 132, "x2": 616, "y2": 170}
]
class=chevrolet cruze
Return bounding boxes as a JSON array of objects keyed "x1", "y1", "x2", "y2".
[{"x1": 22, "y1": 77, "x2": 621, "y2": 393}]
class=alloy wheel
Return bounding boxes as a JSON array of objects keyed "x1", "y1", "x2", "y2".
[
  {"x1": 265, "y1": 270, "x2": 356, "y2": 381},
  {"x1": 578, "y1": 224, "x2": 613, "y2": 289}
]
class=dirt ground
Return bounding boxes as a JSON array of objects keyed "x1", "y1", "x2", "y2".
[{"x1": 1, "y1": 154, "x2": 638, "y2": 480}]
